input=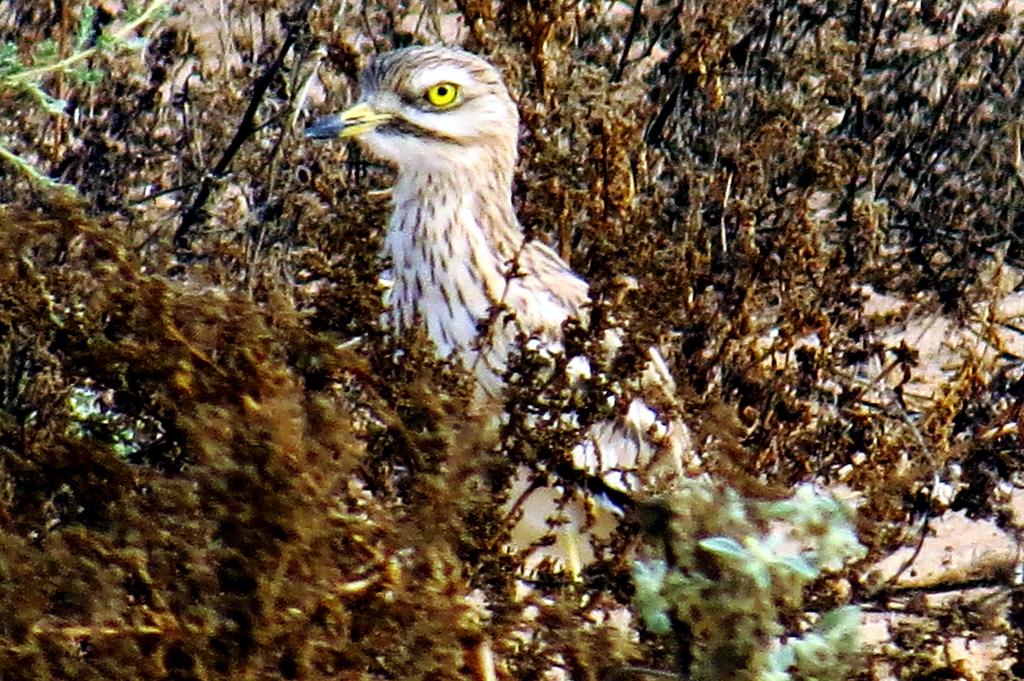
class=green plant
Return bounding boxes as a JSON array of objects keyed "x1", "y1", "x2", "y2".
[
  {"x1": 633, "y1": 480, "x2": 867, "y2": 681},
  {"x1": 0, "y1": 1, "x2": 169, "y2": 187}
]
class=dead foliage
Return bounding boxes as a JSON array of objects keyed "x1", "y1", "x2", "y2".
[{"x1": 1, "y1": 1, "x2": 1022, "y2": 679}]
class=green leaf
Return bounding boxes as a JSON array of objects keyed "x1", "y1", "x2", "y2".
[
  {"x1": 118, "y1": 36, "x2": 149, "y2": 52},
  {"x1": 30, "y1": 87, "x2": 68, "y2": 115},
  {"x1": 33, "y1": 38, "x2": 59, "y2": 63},
  {"x1": 777, "y1": 555, "x2": 818, "y2": 580},
  {"x1": 74, "y1": 6, "x2": 97, "y2": 52},
  {"x1": 699, "y1": 536, "x2": 749, "y2": 560},
  {"x1": 815, "y1": 606, "x2": 861, "y2": 640},
  {"x1": 0, "y1": 41, "x2": 22, "y2": 75}
]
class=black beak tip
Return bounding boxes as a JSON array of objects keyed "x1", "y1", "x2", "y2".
[{"x1": 305, "y1": 115, "x2": 343, "y2": 140}]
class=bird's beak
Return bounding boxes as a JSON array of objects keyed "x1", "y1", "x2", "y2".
[{"x1": 305, "y1": 102, "x2": 392, "y2": 139}]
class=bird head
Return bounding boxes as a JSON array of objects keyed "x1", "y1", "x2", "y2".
[{"x1": 307, "y1": 46, "x2": 520, "y2": 177}]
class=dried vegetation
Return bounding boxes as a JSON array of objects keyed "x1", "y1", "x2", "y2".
[{"x1": 1, "y1": 0, "x2": 1023, "y2": 679}]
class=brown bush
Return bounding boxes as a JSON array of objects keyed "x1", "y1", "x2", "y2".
[{"x1": 1, "y1": 1, "x2": 1022, "y2": 679}]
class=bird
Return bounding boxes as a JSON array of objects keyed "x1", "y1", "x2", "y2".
[
  {"x1": 306, "y1": 45, "x2": 590, "y2": 397},
  {"x1": 306, "y1": 45, "x2": 687, "y2": 520}
]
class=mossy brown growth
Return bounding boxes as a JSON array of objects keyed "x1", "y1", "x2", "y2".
[
  {"x1": 0, "y1": 200, "x2": 496, "y2": 679},
  {"x1": 1, "y1": 0, "x2": 1023, "y2": 679}
]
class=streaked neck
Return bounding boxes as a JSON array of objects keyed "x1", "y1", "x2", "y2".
[
  {"x1": 381, "y1": 165, "x2": 590, "y2": 397},
  {"x1": 383, "y1": 169, "x2": 522, "y2": 356}
]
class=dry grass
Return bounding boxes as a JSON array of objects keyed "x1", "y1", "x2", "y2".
[{"x1": 1, "y1": 1, "x2": 1022, "y2": 679}]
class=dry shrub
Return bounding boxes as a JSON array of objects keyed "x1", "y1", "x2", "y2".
[{"x1": 1, "y1": 1, "x2": 1022, "y2": 679}]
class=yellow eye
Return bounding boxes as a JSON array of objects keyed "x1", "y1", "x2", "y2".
[{"x1": 424, "y1": 82, "x2": 460, "y2": 108}]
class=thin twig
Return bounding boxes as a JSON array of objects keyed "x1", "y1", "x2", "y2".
[
  {"x1": 612, "y1": 0, "x2": 644, "y2": 83},
  {"x1": 173, "y1": 0, "x2": 317, "y2": 250}
]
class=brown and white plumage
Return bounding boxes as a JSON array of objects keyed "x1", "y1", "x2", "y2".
[
  {"x1": 308, "y1": 46, "x2": 686, "y2": 501},
  {"x1": 308, "y1": 46, "x2": 590, "y2": 396}
]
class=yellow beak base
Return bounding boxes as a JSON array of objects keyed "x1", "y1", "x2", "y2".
[{"x1": 305, "y1": 102, "x2": 393, "y2": 140}]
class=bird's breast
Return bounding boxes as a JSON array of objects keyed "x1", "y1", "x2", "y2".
[
  {"x1": 384, "y1": 193, "x2": 506, "y2": 360},
  {"x1": 381, "y1": 177, "x2": 587, "y2": 391}
]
